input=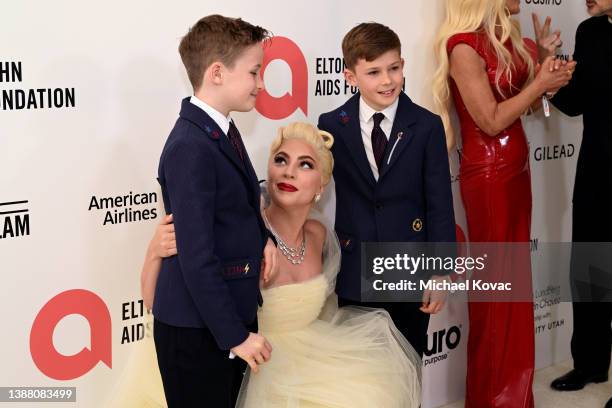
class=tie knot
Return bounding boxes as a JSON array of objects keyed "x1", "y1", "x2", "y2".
[{"x1": 373, "y1": 112, "x2": 385, "y2": 127}]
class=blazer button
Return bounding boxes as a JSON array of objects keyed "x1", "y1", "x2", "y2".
[{"x1": 375, "y1": 203, "x2": 383, "y2": 210}]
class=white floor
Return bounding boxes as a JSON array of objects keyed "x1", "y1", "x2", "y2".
[{"x1": 440, "y1": 360, "x2": 612, "y2": 408}]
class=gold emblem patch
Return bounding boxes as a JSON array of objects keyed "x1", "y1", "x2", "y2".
[{"x1": 412, "y1": 218, "x2": 423, "y2": 232}]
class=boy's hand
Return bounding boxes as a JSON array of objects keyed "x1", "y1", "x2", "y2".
[
  {"x1": 150, "y1": 214, "x2": 177, "y2": 259},
  {"x1": 230, "y1": 332, "x2": 272, "y2": 374},
  {"x1": 420, "y1": 275, "x2": 450, "y2": 314},
  {"x1": 261, "y1": 238, "x2": 278, "y2": 285}
]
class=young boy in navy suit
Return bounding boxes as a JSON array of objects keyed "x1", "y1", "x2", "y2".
[
  {"x1": 152, "y1": 15, "x2": 276, "y2": 407},
  {"x1": 317, "y1": 23, "x2": 456, "y2": 358}
]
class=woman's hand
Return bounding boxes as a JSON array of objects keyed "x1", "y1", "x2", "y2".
[
  {"x1": 149, "y1": 214, "x2": 177, "y2": 259},
  {"x1": 534, "y1": 56, "x2": 576, "y2": 95},
  {"x1": 261, "y1": 238, "x2": 278, "y2": 286},
  {"x1": 141, "y1": 214, "x2": 175, "y2": 310}
]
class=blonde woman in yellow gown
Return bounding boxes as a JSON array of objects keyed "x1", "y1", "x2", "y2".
[{"x1": 111, "y1": 122, "x2": 421, "y2": 408}]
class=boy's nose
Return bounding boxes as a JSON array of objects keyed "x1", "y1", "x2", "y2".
[{"x1": 257, "y1": 74, "x2": 265, "y2": 91}]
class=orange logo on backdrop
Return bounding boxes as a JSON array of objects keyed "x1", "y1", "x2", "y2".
[
  {"x1": 256, "y1": 36, "x2": 308, "y2": 120},
  {"x1": 30, "y1": 289, "x2": 112, "y2": 380}
]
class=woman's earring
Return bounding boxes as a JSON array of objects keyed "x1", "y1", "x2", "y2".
[{"x1": 314, "y1": 194, "x2": 321, "y2": 203}]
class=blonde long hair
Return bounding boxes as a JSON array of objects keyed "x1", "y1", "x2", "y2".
[{"x1": 432, "y1": 0, "x2": 535, "y2": 150}]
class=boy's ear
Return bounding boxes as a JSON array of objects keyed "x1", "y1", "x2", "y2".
[
  {"x1": 400, "y1": 58, "x2": 405, "y2": 70},
  {"x1": 344, "y1": 68, "x2": 357, "y2": 87},
  {"x1": 208, "y1": 62, "x2": 224, "y2": 85}
]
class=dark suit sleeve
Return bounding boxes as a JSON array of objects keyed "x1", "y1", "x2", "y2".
[
  {"x1": 164, "y1": 138, "x2": 249, "y2": 350},
  {"x1": 550, "y1": 23, "x2": 585, "y2": 117},
  {"x1": 424, "y1": 116, "x2": 456, "y2": 244}
]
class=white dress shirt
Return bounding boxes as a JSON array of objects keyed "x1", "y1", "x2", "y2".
[
  {"x1": 359, "y1": 97, "x2": 399, "y2": 180},
  {"x1": 190, "y1": 95, "x2": 232, "y2": 135}
]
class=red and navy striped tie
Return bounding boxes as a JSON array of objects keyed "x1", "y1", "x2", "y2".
[{"x1": 228, "y1": 120, "x2": 245, "y2": 164}]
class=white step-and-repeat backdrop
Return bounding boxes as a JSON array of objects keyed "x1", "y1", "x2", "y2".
[{"x1": 1, "y1": 1, "x2": 586, "y2": 406}]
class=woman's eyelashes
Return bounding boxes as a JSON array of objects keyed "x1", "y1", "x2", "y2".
[
  {"x1": 273, "y1": 154, "x2": 315, "y2": 170},
  {"x1": 299, "y1": 160, "x2": 314, "y2": 170},
  {"x1": 273, "y1": 155, "x2": 287, "y2": 165}
]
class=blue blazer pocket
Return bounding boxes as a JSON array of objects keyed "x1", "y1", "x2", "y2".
[
  {"x1": 336, "y1": 231, "x2": 356, "y2": 253},
  {"x1": 221, "y1": 258, "x2": 260, "y2": 280}
]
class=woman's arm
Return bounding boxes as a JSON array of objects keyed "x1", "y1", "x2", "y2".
[
  {"x1": 449, "y1": 45, "x2": 574, "y2": 136},
  {"x1": 141, "y1": 214, "x2": 176, "y2": 309}
]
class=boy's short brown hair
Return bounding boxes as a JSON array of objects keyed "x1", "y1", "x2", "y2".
[
  {"x1": 342, "y1": 22, "x2": 401, "y2": 70},
  {"x1": 179, "y1": 15, "x2": 270, "y2": 90}
]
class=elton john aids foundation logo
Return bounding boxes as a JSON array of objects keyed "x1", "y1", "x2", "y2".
[
  {"x1": 256, "y1": 36, "x2": 308, "y2": 120},
  {"x1": 30, "y1": 289, "x2": 112, "y2": 380}
]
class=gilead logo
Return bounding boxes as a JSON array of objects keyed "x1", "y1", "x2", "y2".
[
  {"x1": 30, "y1": 289, "x2": 112, "y2": 380},
  {"x1": 256, "y1": 36, "x2": 308, "y2": 120}
]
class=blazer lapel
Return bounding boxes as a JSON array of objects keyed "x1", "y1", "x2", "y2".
[
  {"x1": 217, "y1": 134, "x2": 250, "y2": 180},
  {"x1": 379, "y1": 93, "x2": 417, "y2": 180},
  {"x1": 337, "y1": 94, "x2": 376, "y2": 187},
  {"x1": 179, "y1": 98, "x2": 250, "y2": 181},
  {"x1": 237, "y1": 135, "x2": 262, "y2": 200},
  {"x1": 217, "y1": 127, "x2": 260, "y2": 204},
  {"x1": 208, "y1": 124, "x2": 260, "y2": 206}
]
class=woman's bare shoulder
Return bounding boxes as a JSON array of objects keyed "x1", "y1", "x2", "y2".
[{"x1": 304, "y1": 219, "x2": 326, "y2": 245}]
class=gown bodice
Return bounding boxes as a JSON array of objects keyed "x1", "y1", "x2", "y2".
[{"x1": 258, "y1": 274, "x2": 328, "y2": 333}]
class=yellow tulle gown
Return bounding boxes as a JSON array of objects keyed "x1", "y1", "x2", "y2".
[
  {"x1": 235, "y1": 209, "x2": 421, "y2": 408},
  {"x1": 107, "y1": 209, "x2": 421, "y2": 407},
  {"x1": 235, "y1": 274, "x2": 421, "y2": 408},
  {"x1": 105, "y1": 333, "x2": 166, "y2": 408}
]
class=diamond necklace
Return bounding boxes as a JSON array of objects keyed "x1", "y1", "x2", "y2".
[{"x1": 263, "y1": 210, "x2": 306, "y2": 265}]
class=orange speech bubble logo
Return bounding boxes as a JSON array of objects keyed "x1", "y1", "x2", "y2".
[
  {"x1": 30, "y1": 289, "x2": 112, "y2": 380},
  {"x1": 256, "y1": 36, "x2": 308, "y2": 119}
]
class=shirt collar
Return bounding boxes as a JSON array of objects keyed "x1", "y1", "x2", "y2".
[
  {"x1": 359, "y1": 96, "x2": 399, "y2": 124},
  {"x1": 190, "y1": 95, "x2": 231, "y2": 135}
]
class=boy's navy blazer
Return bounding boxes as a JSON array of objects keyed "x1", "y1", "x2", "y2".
[
  {"x1": 154, "y1": 97, "x2": 268, "y2": 350},
  {"x1": 318, "y1": 92, "x2": 456, "y2": 300}
]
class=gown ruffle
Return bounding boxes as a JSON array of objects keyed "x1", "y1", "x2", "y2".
[{"x1": 235, "y1": 273, "x2": 421, "y2": 408}]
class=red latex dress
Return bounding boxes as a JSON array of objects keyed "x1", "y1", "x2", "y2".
[{"x1": 448, "y1": 32, "x2": 536, "y2": 408}]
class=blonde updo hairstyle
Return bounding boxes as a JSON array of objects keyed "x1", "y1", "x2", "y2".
[{"x1": 269, "y1": 122, "x2": 334, "y2": 186}]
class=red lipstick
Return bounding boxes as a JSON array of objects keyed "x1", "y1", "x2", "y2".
[{"x1": 277, "y1": 183, "x2": 298, "y2": 192}]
